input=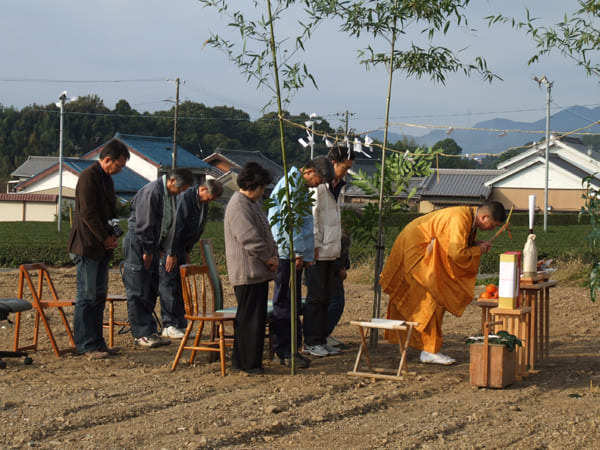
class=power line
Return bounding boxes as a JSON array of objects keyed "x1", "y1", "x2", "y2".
[{"x1": 0, "y1": 78, "x2": 165, "y2": 83}]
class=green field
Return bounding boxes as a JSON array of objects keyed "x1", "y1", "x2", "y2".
[{"x1": 0, "y1": 221, "x2": 592, "y2": 276}]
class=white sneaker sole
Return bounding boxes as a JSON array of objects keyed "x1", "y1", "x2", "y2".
[{"x1": 420, "y1": 358, "x2": 455, "y2": 365}]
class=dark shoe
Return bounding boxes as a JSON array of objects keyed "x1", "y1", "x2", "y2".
[
  {"x1": 102, "y1": 346, "x2": 121, "y2": 356},
  {"x1": 85, "y1": 350, "x2": 108, "y2": 360},
  {"x1": 135, "y1": 335, "x2": 161, "y2": 348},
  {"x1": 277, "y1": 354, "x2": 310, "y2": 369},
  {"x1": 135, "y1": 334, "x2": 170, "y2": 348},
  {"x1": 231, "y1": 366, "x2": 264, "y2": 375},
  {"x1": 155, "y1": 333, "x2": 172, "y2": 346}
]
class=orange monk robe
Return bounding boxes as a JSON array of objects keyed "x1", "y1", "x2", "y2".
[{"x1": 380, "y1": 206, "x2": 482, "y2": 353}]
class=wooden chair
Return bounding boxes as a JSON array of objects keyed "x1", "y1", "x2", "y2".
[
  {"x1": 14, "y1": 263, "x2": 76, "y2": 357},
  {"x1": 199, "y1": 239, "x2": 274, "y2": 359},
  {"x1": 103, "y1": 294, "x2": 129, "y2": 349},
  {"x1": 171, "y1": 264, "x2": 236, "y2": 375}
]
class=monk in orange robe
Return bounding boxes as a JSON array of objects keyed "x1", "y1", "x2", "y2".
[{"x1": 380, "y1": 202, "x2": 506, "y2": 365}]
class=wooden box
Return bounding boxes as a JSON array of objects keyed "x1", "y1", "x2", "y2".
[
  {"x1": 469, "y1": 343, "x2": 516, "y2": 388},
  {"x1": 498, "y1": 253, "x2": 521, "y2": 309}
]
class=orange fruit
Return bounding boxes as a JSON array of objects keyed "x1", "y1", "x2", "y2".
[
  {"x1": 480, "y1": 292, "x2": 492, "y2": 299},
  {"x1": 486, "y1": 284, "x2": 498, "y2": 294}
]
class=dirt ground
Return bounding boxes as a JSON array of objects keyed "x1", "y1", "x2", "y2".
[{"x1": 1, "y1": 265, "x2": 600, "y2": 449}]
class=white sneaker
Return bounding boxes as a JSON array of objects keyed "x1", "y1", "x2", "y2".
[
  {"x1": 161, "y1": 326, "x2": 185, "y2": 339},
  {"x1": 420, "y1": 351, "x2": 455, "y2": 365},
  {"x1": 304, "y1": 344, "x2": 329, "y2": 357},
  {"x1": 323, "y1": 344, "x2": 341, "y2": 355},
  {"x1": 326, "y1": 335, "x2": 343, "y2": 347}
]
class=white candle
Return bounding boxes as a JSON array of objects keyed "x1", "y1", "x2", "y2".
[{"x1": 528, "y1": 194, "x2": 536, "y2": 232}]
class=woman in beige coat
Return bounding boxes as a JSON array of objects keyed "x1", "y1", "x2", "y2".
[{"x1": 224, "y1": 162, "x2": 278, "y2": 374}]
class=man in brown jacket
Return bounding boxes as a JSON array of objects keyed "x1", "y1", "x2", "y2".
[{"x1": 67, "y1": 139, "x2": 129, "y2": 360}]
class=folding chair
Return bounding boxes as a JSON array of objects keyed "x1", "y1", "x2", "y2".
[
  {"x1": 14, "y1": 263, "x2": 76, "y2": 357},
  {"x1": 171, "y1": 264, "x2": 236, "y2": 376}
]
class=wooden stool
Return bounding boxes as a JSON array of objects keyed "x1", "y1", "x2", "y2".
[
  {"x1": 348, "y1": 319, "x2": 418, "y2": 381},
  {"x1": 490, "y1": 306, "x2": 531, "y2": 380},
  {"x1": 520, "y1": 280, "x2": 557, "y2": 370},
  {"x1": 104, "y1": 294, "x2": 128, "y2": 349}
]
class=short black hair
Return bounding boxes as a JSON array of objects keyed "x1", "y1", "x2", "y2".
[
  {"x1": 304, "y1": 156, "x2": 334, "y2": 184},
  {"x1": 482, "y1": 201, "x2": 507, "y2": 223},
  {"x1": 237, "y1": 162, "x2": 273, "y2": 190},
  {"x1": 100, "y1": 139, "x2": 130, "y2": 161},
  {"x1": 327, "y1": 144, "x2": 355, "y2": 163}
]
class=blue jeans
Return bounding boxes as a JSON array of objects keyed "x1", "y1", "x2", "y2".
[
  {"x1": 71, "y1": 253, "x2": 109, "y2": 353},
  {"x1": 158, "y1": 251, "x2": 186, "y2": 329}
]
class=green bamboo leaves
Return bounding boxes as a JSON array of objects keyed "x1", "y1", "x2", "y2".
[{"x1": 579, "y1": 173, "x2": 600, "y2": 302}]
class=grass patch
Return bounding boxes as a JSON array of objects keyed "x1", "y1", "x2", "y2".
[{"x1": 0, "y1": 221, "x2": 595, "y2": 291}]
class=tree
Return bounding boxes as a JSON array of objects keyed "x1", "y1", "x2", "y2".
[
  {"x1": 579, "y1": 174, "x2": 600, "y2": 302},
  {"x1": 307, "y1": 0, "x2": 500, "y2": 330},
  {"x1": 199, "y1": 0, "x2": 320, "y2": 373},
  {"x1": 488, "y1": 1, "x2": 600, "y2": 78},
  {"x1": 488, "y1": 1, "x2": 600, "y2": 302},
  {"x1": 344, "y1": 149, "x2": 440, "y2": 244},
  {"x1": 432, "y1": 137, "x2": 478, "y2": 168}
]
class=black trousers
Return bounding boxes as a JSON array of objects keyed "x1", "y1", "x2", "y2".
[
  {"x1": 303, "y1": 260, "x2": 335, "y2": 346},
  {"x1": 232, "y1": 282, "x2": 269, "y2": 370}
]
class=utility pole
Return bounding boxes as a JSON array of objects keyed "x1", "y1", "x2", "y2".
[
  {"x1": 56, "y1": 92, "x2": 66, "y2": 233},
  {"x1": 336, "y1": 110, "x2": 355, "y2": 138},
  {"x1": 168, "y1": 78, "x2": 184, "y2": 169},
  {"x1": 534, "y1": 75, "x2": 553, "y2": 232}
]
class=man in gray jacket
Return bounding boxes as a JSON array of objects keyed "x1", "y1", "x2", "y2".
[
  {"x1": 159, "y1": 179, "x2": 223, "y2": 339},
  {"x1": 121, "y1": 168, "x2": 193, "y2": 348}
]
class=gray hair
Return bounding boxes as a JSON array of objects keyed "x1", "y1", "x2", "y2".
[
  {"x1": 204, "y1": 179, "x2": 223, "y2": 198},
  {"x1": 167, "y1": 168, "x2": 194, "y2": 188}
]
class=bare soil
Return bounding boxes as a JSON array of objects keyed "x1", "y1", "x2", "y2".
[{"x1": 1, "y1": 266, "x2": 599, "y2": 449}]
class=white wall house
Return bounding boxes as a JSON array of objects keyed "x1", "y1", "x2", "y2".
[
  {"x1": 487, "y1": 136, "x2": 600, "y2": 212},
  {"x1": 8, "y1": 133, "x2": 218, "y2": 221}
]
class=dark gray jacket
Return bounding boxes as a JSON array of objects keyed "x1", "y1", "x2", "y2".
[
  {"x1": 168, "y1": 185, "x2": 208, "y2": 256},
  {"x1": 127, "y1": 178, "x2": 166, "y2": 255}
]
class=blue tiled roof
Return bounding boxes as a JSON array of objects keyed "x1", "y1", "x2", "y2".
[
  {"x1": 114, "y1": 132, "x2": 213, "y2": 170},
  {"x1": 63, "y1": 159, "x2": 149, "y2": 193}
]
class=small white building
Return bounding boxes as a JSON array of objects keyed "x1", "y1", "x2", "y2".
[
  {"x1": 486, "y1": 136, "x2": 600, "y2": 211},
  {"x1": 9, "y1": 132, "x2": 219, "y2": 221}
]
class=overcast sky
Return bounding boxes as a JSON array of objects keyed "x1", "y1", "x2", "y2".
[{"x1": 1, "y1": 0, "x2": 598, "y2": 139}]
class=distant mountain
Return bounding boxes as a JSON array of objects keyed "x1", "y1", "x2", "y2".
[{"x1": 372, "y1": 105, "x2": 600, "y2": 154}]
